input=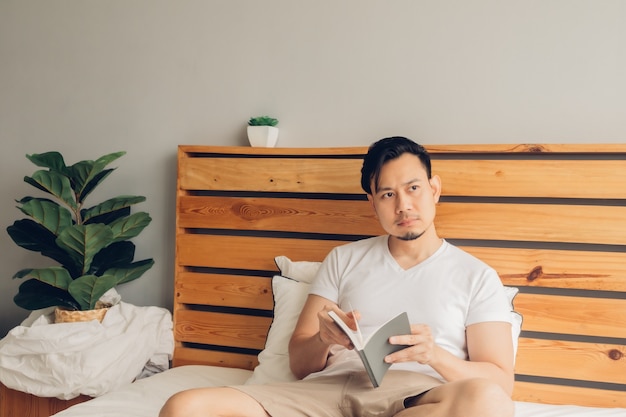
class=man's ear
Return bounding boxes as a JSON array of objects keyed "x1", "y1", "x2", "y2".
[
  {"x1": 430, "y1": 175, "x2": 442, "y2": 203},
  {"x1": 366, "y1": 194, "x2": 377, "y2": 216}
]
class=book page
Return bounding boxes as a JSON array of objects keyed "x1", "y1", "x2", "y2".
[{"x1": 328, "y1": 310, "x2": 364, "y2": 349}]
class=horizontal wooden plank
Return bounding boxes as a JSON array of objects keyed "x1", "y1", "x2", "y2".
[
  {"x1": 176, "y1": 234, "x2": 341, "y2": 270},
  {"x1": 179, "y1": 157, "x2": 362, "y2": 193},
  {"x1": 438, "y1": 203, "x2": 626, "y2": 245},
  {"x1": 515, "y1": 338, "x2": 626, "y2": 385},
  {"x1": 179, "y1": 143, "x2": 626, "y2": 157},
  {"x1": 175, "y1": 310, "x2": 272, "y2": 350},
  {"x1": 179, "y1": 145, "x2": 368, "y2": 157},
  {"x1": 176, "y1": 272, "x2": 273, "y2": 310},
  {"x1": 0, "y1": 383, "x2": 91, "y2": 417},
  {"x1": 179, "y1": 147, "x2": 626, "y2": 199},
  {"x1": 172, "y1": 347, "x2": 258, "y2": 370},
  {"x1": 515, "y1": 294, "x2": 626, "y2": 338},
  {"x1": 434, "y1": 159, "x2": 626, "y2": 199},
  {"x1": 513, "y1": 381, "x2": 626, "y2": 408},
  {"x1": 175, "y1": 236, "x2": 626, "y2": 292},
  {"x1": 179, "y1": 197, "x2": 626, "y2": 246},
  {"x1": 464, "y1": 246, "x2": 626, "y2": 292},
  {"x1": 177, "y1": 195, "x2": 383, "y2": 235},
  {"x1": 426, "y1": 143, "x2": 626, "y2": 154}
]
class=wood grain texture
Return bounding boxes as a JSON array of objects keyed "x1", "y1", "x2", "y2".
[
  {"x1": 0, "y1": 383, "x2": 90, "y2": 417},
  {"x1": 172, "y1": 347, "x2": 258, "y2": 369},
  {"x1": 175, "y1": 272, "x2": 273, "y2": 310},
  {"x1": 515, "y1": 338, "x2": 626, "y2": 384},
  {"x1": 174, "y1": 310, "x2": 272, "y2": 350},
  {"x1": 434, "y1": 159, "x2": 626, "y2": 198},
  {"x1": 513, "y1": 381, "x2": 626, "y2": 408},
  {"x1": 514, "y1": 294, "x2": 626, "y2": 338},
  {"x1": 171, "y1": 144, "x2": 626, "y2": 409}
]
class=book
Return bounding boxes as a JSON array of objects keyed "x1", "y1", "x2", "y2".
[{"x1": 327, "y1": 310, "x2": 411, "y2": 387}]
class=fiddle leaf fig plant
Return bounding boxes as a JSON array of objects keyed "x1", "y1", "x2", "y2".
[{"x1": 7, "y1": 151, "x2": 154, "y2": 311}]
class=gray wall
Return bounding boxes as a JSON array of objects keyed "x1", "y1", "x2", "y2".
[{"x1": 1, "y1": 1, "x2": 625, "y2": 337}]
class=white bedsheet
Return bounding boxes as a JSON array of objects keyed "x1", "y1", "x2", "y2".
[{"x1": 51, "y1": 365, "x2": 626, "y2": 417}]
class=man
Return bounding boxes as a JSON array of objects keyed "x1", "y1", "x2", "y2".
[{"x1": 160, "y1": 136, "x2": 515, "y2": 417}]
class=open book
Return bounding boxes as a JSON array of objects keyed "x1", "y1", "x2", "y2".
[{"x1": 328, "y1": 310, "x2": 411, "y2": 387}]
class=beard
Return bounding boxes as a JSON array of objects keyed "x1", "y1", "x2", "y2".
[{"x1": 397, "y1": 231, "x2": 424, "y2": 241}]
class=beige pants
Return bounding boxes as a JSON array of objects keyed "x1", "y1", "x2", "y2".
[{"x1": 234, "y1": 370, "x2": 442, "y2": 417}]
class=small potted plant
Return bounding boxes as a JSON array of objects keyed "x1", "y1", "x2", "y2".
[
  {"x1": 6, "y1": 151, "x2": 154, "y2": 323},
  {"x1": 247, "y1": 116, "x2": 279, "y2": 147}
]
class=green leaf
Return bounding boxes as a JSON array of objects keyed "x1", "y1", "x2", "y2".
[
  {"x1": 24, "y1": 170, "x2": 77, "y2": 210},
  {"x1": 82, "y1": 195, "x2": 146, "y2": 224},
  {"x1": 68, "y1": 274, "x2": 118, "y2": 310},
  {"x1": 90, "y1": 241, "x2": 134, "y2": 274},
  {"x1": 104, "y1": 258, "x2": 154, "y2": 285},
  {"x1": 68, "y1": 151, "x2": 125, "y2": 203},
  {"x1": 14, "y1": 279, "x2": 79, "y2": 311},
  {"x1": 108, "y1": 212, "x2": 152, "y2": 242},
  {"x1": 56, "y1": 224, "x2": 114, "y2": 275},
  {"x1": 248, "y1": 116, "x2": 279, "y2": 126},
  {"x1": 13, "y1": 267, "x2": 72, "y2": 291},
  {"x1": 26, "y1": 152, "x2": 67, "y2": 172},
  {"x1": 7, "y1": 219, "x2": 82, "y2": 277},
  {"x1": 17, "y1": 198, "x2": 73, "y2": 235}
]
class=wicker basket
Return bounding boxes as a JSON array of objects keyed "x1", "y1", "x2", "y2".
[{"x1": 54, "y1": 307, "x2": 109, "y2": 323}]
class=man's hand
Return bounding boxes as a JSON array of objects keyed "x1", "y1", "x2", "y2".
[
  {"x1": 317, "y1": 306, "x2": 361, "y2": 349},
  {"x1": 385, "y1": 323, "x2": 436, "y2": 365}
]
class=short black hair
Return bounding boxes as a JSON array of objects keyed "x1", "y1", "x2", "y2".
[{"x1": 360, "y1": 136, "x2": 432, "y2": 195}]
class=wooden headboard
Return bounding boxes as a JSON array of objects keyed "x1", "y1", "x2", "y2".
[{"x1": 174, "y1": 144, "x2": 626, "y2": 409}]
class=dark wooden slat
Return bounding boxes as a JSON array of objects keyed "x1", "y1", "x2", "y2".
[{"x1": 172, "y1": 347, "x2": 258, "y2": 370}]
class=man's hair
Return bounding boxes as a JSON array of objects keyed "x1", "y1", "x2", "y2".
[{"x1": 360, "y1": 136, "x2": 432, "y2": 195}]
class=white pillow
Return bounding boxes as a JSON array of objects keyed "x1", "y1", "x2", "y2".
[
  {"x1": 245, "y1": 256, "x2": 523, "y2": 385},
  {"x1": 504, "y1": 286, "x2": 523, "y2": 360},
  {"x1": 244, "y1": 276, "x2": 311, "y2": 384},
  {"x1": 273, "y1": 256, "x2": 321, "y2": 284},
  {"x1": 245, "y1": 257, "x2": 321, "y2": 385}
]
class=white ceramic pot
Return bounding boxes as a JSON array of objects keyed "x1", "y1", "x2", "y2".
[{"x1": 247, "y1": 125, "x2": 279, "y2": 147}]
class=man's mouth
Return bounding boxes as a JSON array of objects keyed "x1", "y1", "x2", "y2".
[{"x1": 396, "y1": 216, "x2": 418, "y2": 227}]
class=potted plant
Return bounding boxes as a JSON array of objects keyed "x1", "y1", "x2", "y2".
[
  {"x1": 6, "y1": 151, "x2": 154, "y2": 322},
  {"x1": 247, "y1": 116, "x2": 279, "y2": 147}
]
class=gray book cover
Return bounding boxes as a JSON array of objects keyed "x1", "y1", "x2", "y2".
[{"x1": 328, "y1": 311, "x2": 411, "y2": 387}]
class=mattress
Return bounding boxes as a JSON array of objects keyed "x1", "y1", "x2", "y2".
[{"x1": 51, "y1": 365, "x2": 626, "y2": 417}]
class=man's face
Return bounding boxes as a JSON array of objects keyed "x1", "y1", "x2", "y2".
[{"x1": 367, "y1": 153, "x2": 441, "y2": 241}]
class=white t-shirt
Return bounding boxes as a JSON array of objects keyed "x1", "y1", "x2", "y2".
[{"x1": 308, "y1": 236, "x2": 512, "y2": 381}]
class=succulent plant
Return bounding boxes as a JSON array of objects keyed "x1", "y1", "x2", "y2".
[{"x1": 248, "y1": 116, "x2": 279, "y2": 127}]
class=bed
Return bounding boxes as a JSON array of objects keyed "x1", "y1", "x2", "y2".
[{"x1": 3, "y1": 143, "x2": 625, "y2": 417}]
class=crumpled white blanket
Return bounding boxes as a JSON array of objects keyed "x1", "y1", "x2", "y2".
[{"x1": 0, "y1": 297, "x2": 174, "y2": 400}]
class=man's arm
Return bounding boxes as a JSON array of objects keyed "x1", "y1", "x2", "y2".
[
  {"x1": 288, "y1": 294, "x2": 357, "y2": 380},
  {"x1": 387, "y1": 321, "x2": 515, "y2": 395}
]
